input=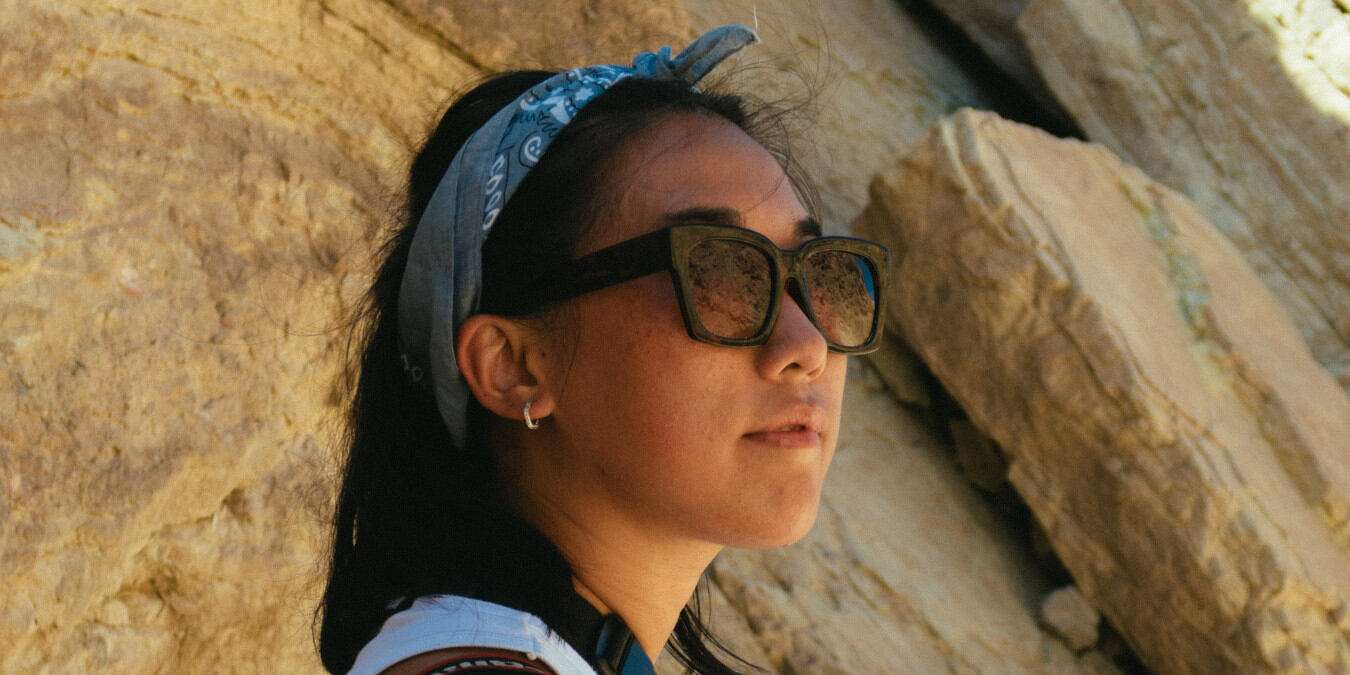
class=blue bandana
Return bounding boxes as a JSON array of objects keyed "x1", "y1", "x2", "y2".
[{"x1": 398, "y1": 24, "x2": 760, "y2": 447}]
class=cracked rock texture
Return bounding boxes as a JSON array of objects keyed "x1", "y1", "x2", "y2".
[
  {"x1": 0, "y1": 1, "x2": 1112, "y2": 674},
  {"x1": 0, "y1": 1, "x2": 482, "y2": 672},
  {"x1": 855, "y1": 108, "x2": 1350, "y2": 674},
  {"x1": 1017, "y1": 0, "x2": 1350, "y2": 391}
]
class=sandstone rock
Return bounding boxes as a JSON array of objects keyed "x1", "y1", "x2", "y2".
[
  {"x1": 856, "y1": 107, "x2": 1350, "y2": 673},
  {"x1": 1040, "y1": 585, "x2": 1100, "y2": 652},
  {"x1": 384, "y1": 0, "x2": 691, "y2": 71},
  {"x1": 0, "y1": 0, "x2": 483, "y2": 671},
  {"x1": 1019, "y1": 0, "x2": 1350, "y2": 390}
]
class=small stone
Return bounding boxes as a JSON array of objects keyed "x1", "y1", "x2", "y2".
[{"x1": 1040, "y1": 585, "x2": 1100, "y2": 651}]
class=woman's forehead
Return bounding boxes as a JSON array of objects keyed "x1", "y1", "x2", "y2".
[{"x1": 590, "y1": 114, "x2": 811, "y2": 250}]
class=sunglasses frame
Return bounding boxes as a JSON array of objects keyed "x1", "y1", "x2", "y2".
[{"x1": 499, "y1": 223, "x2": 891, "y2": 354}]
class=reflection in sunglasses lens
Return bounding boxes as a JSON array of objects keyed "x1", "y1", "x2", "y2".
[
  {"x1": 805, "y1": 250, "x2": 876, "y2": 348},
  {"x1": 689, "y1": 239, "x2": 771, "y2": 339}
]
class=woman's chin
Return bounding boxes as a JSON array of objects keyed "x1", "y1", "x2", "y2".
[{"x1": 725, "y1": 498, "x2": 823, "y2": 550}]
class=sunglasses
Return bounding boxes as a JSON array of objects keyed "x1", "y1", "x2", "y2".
[{"x1": 498, "y1": 223, "x2": 891, "y2": 354}]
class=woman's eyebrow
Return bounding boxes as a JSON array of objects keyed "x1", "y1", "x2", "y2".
[
  {"x1": 796, "y1": 217, "x2": 823, "y2": 239},
  {"x1": 661, "y1": 207, "x2": 823, "y2": 240},
  {"x1": 662, "y1": 206, "x2": 744, "y2": 226}
]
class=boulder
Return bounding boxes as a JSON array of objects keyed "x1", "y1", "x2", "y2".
[
  {"x1": 855, "y1": 107, "x2": 1350, "y2": 673},
  {"x1": 1019, "y1": 0, "x2": 1350, "y2": 390},
  {"x1": 1039, "y1": 585, "x2": 1100, "y2": 652}
]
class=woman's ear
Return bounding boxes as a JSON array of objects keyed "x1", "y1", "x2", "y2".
[{"x1": 455, "y1": 314, "x2": 556, "y2": 424}]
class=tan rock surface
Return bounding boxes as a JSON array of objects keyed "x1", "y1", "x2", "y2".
[
  {"x1": 1019, "y1": 0, "x2": 1350, "y2": 390},
  {"x1": 856, "y1": 107, "x2": 1350, "y2": 673},
  {"x1": 0, "y1": 0, "x2": 482, "y2": 671},
  {"x1": 1, "y1": 2, "x2": 1104, "y2": 675},
  {"x1": 382, "y1": 0, "x2": 691, "y2": 71}
]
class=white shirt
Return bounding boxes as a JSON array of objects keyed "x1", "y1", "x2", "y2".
[{"x1": 347, "y1": 595, "x2": 599, "y2": 675}]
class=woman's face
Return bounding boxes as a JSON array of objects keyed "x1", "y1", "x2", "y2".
[{"x1": 544, "y1": 113, "x2": 847, "y2": 549}]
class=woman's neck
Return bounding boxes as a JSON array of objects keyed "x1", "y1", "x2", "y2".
[{"x1": 509, "y1": 462, "x2": 723, "y2": 661}]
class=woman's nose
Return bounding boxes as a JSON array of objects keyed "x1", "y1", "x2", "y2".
[{"x1": 756, "y1": 278, "x2": 829, "y2": 382}]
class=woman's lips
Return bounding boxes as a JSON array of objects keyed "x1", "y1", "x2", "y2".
[{"x1": 742, "y1": 429, "x2": 821, "y2": 448}]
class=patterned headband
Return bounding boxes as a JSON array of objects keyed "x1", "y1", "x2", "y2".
[{"x1": 397, "y1": 24, "x2": 760, "y2": 447}]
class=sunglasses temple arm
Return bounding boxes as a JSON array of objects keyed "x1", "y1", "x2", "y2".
[{"x1": 511, "y1": 228, "x2": 674, "y2": 307}]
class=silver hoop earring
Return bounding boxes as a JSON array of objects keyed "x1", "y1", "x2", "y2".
[{"x1": 523, "y1": 400, "x2": 540, "y2": 430}]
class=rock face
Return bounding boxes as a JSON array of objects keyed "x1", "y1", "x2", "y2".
[
  {"x1": 0, "y1": 1, "x2": 482, "y2": 672},
  {"x1": 855, "y1": 108, "x2": 1350, "y2": 674},
  {"x1": 382, "y1": 1, "x2": 692, "y2": 72},
  {"x1": 1018, "y1": 0, "x2": 1350, "y2": 390}
]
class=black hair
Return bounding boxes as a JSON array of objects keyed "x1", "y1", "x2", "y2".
[{"x1": 315, "y1": 68, "x2": 818, "y2": 674}]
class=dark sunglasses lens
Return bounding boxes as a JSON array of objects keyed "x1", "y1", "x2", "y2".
[
  {"x1": 805, "y1": 250, "x2": 878, "y2": 348},
  {"x1": 688, "y1": 238, "x2": 773, "y2": 340}
]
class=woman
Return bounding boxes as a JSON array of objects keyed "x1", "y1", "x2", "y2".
[{"x1": 316, "y1": 25, "x2": 889, "y2": 675}]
